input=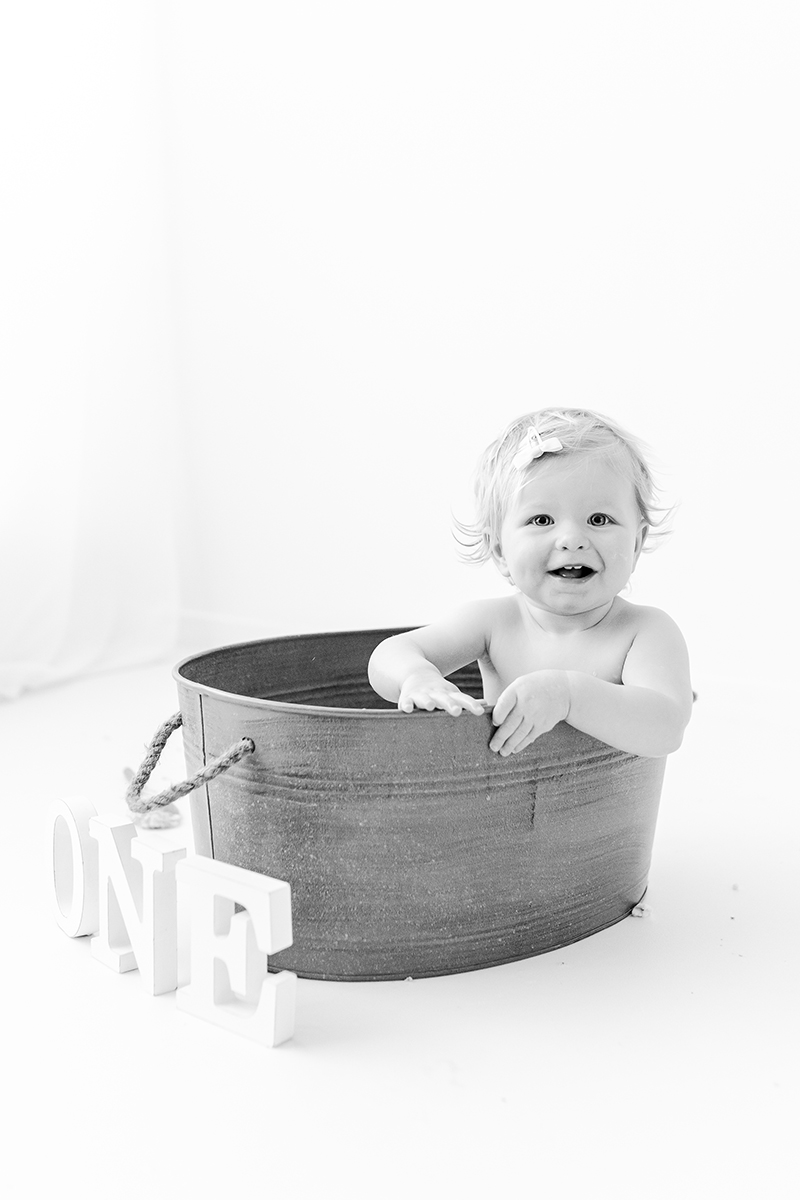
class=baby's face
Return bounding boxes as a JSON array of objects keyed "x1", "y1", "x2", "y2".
[{"x1": 493, "y1": 451, "x2": 646, "y2": 623}]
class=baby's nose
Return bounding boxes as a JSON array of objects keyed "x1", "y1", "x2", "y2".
[{"x1": 556, "y1": 523, "x2": 588, "y2": 551}]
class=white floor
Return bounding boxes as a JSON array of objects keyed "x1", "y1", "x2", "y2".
[{"x1": 3, "y1": 662, "x2": 797, "y2": 1199}]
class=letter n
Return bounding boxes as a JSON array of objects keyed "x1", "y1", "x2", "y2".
[{"x1": 89, "y1": 814, "x2": 186, "y2": 995}]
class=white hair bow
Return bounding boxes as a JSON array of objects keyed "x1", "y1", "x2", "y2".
[{"x1": 511, "y1": 427, "x2": 564, "y2": 470}]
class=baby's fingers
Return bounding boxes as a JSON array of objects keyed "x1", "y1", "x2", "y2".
[
  {"x1": 400, "y1": 692, "x2": 439, "y2": 712},
  {"x1": 438, "y1": 689, "x2": 482, "y2": 716},
  {"x1": 491, "y1": 686, "x2": 517, "y2": 727},
  {"x1": 494, "y1": 723, "x2": 539, "y2": 756},
  {"x1": 398, "y1": 686, "x2": 485, "y2": 717},
  {"x1": 454, "y1": 691, "x2": 487, "y2": 717},
  {"x1": 398, "y1": 688, "x2": 449, "y2": 714},
  {"x1": 489, "y1": 709, "x2": 522, "y2": 754}
]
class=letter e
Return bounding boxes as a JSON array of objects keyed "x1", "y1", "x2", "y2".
[{"x1": 176, "y1": 856, "x2": 296, "y2": 1047}]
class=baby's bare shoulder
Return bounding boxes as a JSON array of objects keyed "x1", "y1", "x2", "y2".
[
  {"x1": 614, "y1": 599, "x2": 685, "y2": 639},
  {"x1": 443, "y1": 596, "x2": 519, "y2": 634}
]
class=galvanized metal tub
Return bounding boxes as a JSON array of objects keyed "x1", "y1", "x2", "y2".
[{"x1": 174, "y1": 629, "x2": 666, "y2": 982}]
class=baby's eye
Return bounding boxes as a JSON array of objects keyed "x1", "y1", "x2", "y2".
[
  {"x1": 588, "y1": 512, "x2": 613, "y2": 527},
  {"x1": 528, "y1": 514, "x2": 553, "y2": 527}
]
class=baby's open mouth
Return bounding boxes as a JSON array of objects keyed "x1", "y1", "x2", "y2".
[{"x1": 549, "y1": 565, "x2": 596, "y2": 579}]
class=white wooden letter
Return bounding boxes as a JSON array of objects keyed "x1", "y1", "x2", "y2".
[
  {"x1": 176, "y1": 856, "x2": 296, "y2": 1047},
  {"x1": 89, "y1": 814, "x2": 186, "y2": 995},
  {"x1": 47, "y1": 798, "x2": 99, "y2": 937}
]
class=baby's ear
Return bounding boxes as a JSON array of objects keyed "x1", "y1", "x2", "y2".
[
  {"x1": 633, "y1": 524, "x2": 649, "y2": 564},
  {"x1": 491, "y1": 542, "x2": 511, "y2": 579}
]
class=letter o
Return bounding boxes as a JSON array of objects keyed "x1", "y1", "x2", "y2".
[{"x1": 47, "y1": 798, "x2": 99, "y2": 937}]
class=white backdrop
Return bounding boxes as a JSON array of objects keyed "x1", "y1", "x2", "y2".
[
  {"x1": 2, "y1": 1, "x2": 797, "y2": 698},
  {"x1": 1, "y1": 3, "x2": 180, "y2": 698}
]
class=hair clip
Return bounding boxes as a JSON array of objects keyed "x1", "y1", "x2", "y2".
[{"x1": 511, "y1": 427, "x2": 564, "y2": 470}]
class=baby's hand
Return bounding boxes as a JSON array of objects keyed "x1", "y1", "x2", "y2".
[
  {"x1": 398, "y1": 670, "x2": 486, "y2": 717},
  {"x1": 489, "y1": 670, "x2": 570, "y2": 756}
]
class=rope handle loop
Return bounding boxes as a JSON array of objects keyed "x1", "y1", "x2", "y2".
[{"x1": 125, "y1": 712, "x2": 255, "y2": 815}]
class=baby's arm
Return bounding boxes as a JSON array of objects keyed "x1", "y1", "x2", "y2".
[
  {"x1": 490, "y1": 609, "x2": 692, "y2": 758},
  {"x1": 368, "y1": 604, "x2": 491, "y2": 716}
]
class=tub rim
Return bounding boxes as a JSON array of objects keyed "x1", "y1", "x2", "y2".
[{"x1": 173, "y1": 629, "x2": 491, "y2": 721}]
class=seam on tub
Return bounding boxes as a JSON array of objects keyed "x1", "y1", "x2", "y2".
[{"x1": 199, "y1": 693, "x2": 215, "y2": 859}]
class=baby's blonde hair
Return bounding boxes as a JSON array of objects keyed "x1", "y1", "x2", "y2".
[{"x1": 455, "y1": 407, "x2": 670, "y2": 564}]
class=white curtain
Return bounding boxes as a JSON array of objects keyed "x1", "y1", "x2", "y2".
[
  {"x1": 0, "y1": 2, "x2": 179, "y2": 699},
  {"x1": 3, "y1": 3, "x2": 797, "y2": 700}
]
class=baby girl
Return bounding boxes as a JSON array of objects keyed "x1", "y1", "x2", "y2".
[{"x1": 368, "y1": 408, "x2": 692, "y2": 759}]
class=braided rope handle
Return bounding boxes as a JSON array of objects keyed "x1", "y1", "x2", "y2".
[{"x1": 125, "y1": 712, "x2": 255, "y2": 815}]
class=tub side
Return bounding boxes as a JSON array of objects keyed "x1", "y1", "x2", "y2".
[{"x1": 181, "y1": 693, "x2": 665, "y2": 979}]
